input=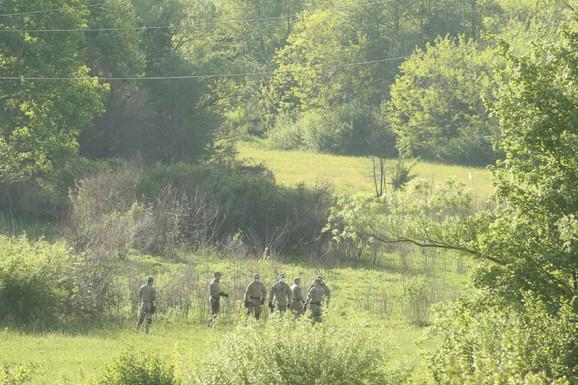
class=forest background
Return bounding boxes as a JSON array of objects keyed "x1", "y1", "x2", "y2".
[{"x1": 0, "y1": 0, "x2": 577, "y2": 384}]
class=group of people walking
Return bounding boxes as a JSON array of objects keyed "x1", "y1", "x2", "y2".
[
  {"x1": 209, "y1": 272, "x2": 331, "y2": 327},
  {"x1": 135, "y1": 272, "x2": 331, "y2": 333}
]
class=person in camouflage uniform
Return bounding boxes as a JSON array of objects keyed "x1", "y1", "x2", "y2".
[
  {"x1": 269, "y1": 274, "x2": 291, "y2": 313},
  {"x1": 305, "y1": 277, "x2": 325, "y2": 323},
  {"x1": 290, "y1": 277, "x2": 305, "y2": 316},
  {"x1": 136, "y1": 276, "x2": 156, "y2": 334},
  {"x1": 208, "y1": 271, "x2": 229, "y2": 327},
  {"x1": 308, "y1": 276, "x2": 331, "y2": 306},
  {"x1": 244, "y1": 273, "x2": 267, "y2": 320}
]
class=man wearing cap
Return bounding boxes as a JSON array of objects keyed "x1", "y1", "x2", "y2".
[
  {"x1": 269, "y1": 274, "x2": 291, "y2": 313},
  {"x1": 136, "y1": 276, "x2": 157, "y2": 334},
  {"x1": 208, "y1": 271, "x2": 229, "y2": 327},
  {"x1": 305, "y1": 277, "x2": 325, "y2": 323},
  {"x1": 308, "y1": 276, "x2": 331, "y2": 306},
  {"x1": 290, "y1": 277, "x2": 305, "y2": 316},
  {"x1": 244, "y1": 273, "x2": 267, "y2": 320}
]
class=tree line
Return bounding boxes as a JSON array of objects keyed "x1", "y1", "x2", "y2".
[{"x1": 0, "y1": 0, "x2": 573, "y2": 218}]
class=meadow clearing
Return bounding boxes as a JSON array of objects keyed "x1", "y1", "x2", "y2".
[
  {"x1": 238, "y1": 143, "x2": 493, "y2": 206},
  {"x1": 1, "y1": 148, "x2": 485, "y2": 385}
]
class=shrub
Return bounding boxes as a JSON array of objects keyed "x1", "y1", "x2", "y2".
[
  {"x1": 267, "y1": 104, "x2": 395, "y2": 156},
  {"x1": 93, "y1": 351, "x2": 177, "y2": 385},
  {"x1": 266, "y1": 114, "x2": 307, "y2": 151},
  {"x1": 0, "y1": 158, "x2": 111, "y2": 220},
  {"x1": 402, "y1": 276, "x2": 432, "y2": 326},
  {"x1": 136, "y1": 163, "x2": 333, "y2": 256},
  {"x1": 189, "y1": 318, "x2": 408, "y2": 385},
  {"x1": 429, "y1": 293, "x2": 578, "y2": 384},
  {"x1": 67, "y1": 163, "x2": 140, "y2": 259},
  {"x1": 0, "y1": 235, "x2": 69, "y2": 326},
  {"x1": 67, "y1": 161, "x2": 333, "y2": 258},
  {"x1": 0, "y1": 363, "x2": 34, "y2": 385}
]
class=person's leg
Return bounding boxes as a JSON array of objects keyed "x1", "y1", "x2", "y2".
[
  {"x1": 311, "y1": 304, "x2": 322, "y2": 323},
  {"x1": 208, "y1": 300, "x2": 219, "y2": 327},
  {"x1": 145, "y1": 313, "x2": 152, "y2": 334},
  {"x1": 247, "y1": 302, "x2": 255, "y2": 317},
  {"x1": 136, "y1": 307, "x2": 145, "y2": 331},
  {"x1": 254, "y1": 302, "x2": 262, "y2": 320}
]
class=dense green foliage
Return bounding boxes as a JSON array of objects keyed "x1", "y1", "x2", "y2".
[
  {"x1": 430, "y1": 294, "x2": 577, "y2": 384},
  {"x1": 1, "y1": 1, "x2": 577, "y2": 384},
  {"x1": 0, "y1": 0, "x2": 574, "y2": 219},
  {"x1": 386, "y1": 37, "x2": 499, "y2": 165},
  {"x1": 190, "y1": 318, "x2": 408, "y2": 385},
  {"x1": 0, "y1": 235, "x2": 69, "y2": 325},
  {"x1": 0, "y1": 0, "x2": 106, "y2": 183},
  {"x1": 67, "y1": 162, "x2": 333, "y2": 257},
  {"x1": 93, "y1": 351, "x2": 177, "y2": 385},
  {"x1": 480, "y1": 20, "x2": 578, "y2": 305},
  {"x1": 329, "y1": 18, "x2": 578, "y2": 307}
]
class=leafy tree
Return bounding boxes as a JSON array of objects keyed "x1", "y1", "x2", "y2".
[
  {"x1": 328, "y1": 21, "x2": 578, "y2": 306},
  {"x1": 386, "y1": 36, "x2": 501, "y2": 166},
  {"x1": 80, "y1": 0, "x2": 223, "y2": 164},
  {"x1": 482, "y1": 21, "x2": 578, "y2": 303},
  {"x1": 0, "y1": 0, "x2": 107, "y2": 184},
  {"x1": 265, "y1": 4, "x2": 397, "y2": 118},
  {"x1": 431, "y1": 293, "x2": 577, "y2": 384},
  {"x1": 175, "y1": 0, "x2": 306, "y2": 137}
]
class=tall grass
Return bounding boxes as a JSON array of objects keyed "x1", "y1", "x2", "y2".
[{"x1": 0, "y1": 240, "x2": 470, "y2": 384}]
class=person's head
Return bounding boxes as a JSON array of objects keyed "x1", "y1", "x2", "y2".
[
  {"x1": 253, "y1": 273, "x2": 261, "y2": 281},
  {"x1": 213, "y1": 271, "x2": 222, "y2": 281},
  {"x1": 294, "y1": 277, "x2": 301, "y2": 285},
  {"x1": 278, "y1": 274, "x2": 285, "y2": 283},
  {"x1": 314, "y1": 277, "x2": 322, "y2": 286},
  {"x1": 317, "y1": 276, "x2": 324, "y2": 284},
  {"x1": 147, "y1": 276, "x2": 154, "y2": 285}
]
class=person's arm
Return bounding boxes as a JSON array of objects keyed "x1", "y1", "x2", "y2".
[
  {"x1": 244, "y1": 283, "x2": 251, "y2": 303},
  {"x1": 138, "y1": 286, "x2": 144, "y2": 300},
  {"x1": 285, "y1": 285, "x2": 291, "y2": 304},
  {"x1": 305, "y1": 287, "x2": 314, "y2": 305},
  {"x1": 269, "y1": 284, "x2": 275, "y2": 305},
  {"x1": 151, "y1": 287, "x2": 157, "y2": 302},
  {"x1": 304, "y1": 287, "x2": 314, "y2": 311},
  {"x1": 261, "y1": 283, "x2": 267, "y2": 303},
  {"x1": 324, "y1": 285, "x2": 331, "y2": 306}
]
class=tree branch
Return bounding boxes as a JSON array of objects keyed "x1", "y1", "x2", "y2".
[{"x1": 365, "y1": 231, "x2": 508, "y2": 266}]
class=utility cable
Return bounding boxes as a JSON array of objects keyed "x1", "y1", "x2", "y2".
[
  {"x1": 0, "y1": 0, "x2": 398, "y2": 32},
  {"x1": 0, "y1": 14, "x2": 295, "y2": 32},
  {"x1": 0, "y1": 56, "x2": 409, "y2": 81},
  {"x1": 0, "y1": 3, "x2": 105, "y2": 18}
]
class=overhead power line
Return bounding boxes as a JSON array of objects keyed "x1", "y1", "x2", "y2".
[
  {"x1": 0, "y1": 0, "x2": 398, "y2": 32},
  {"x1": 0, "y1": 3, "x2": 105, "y2": 18},
  {"x1": 0, "y1": 14, "x2": 295, "y2": 33},
  {"x1": 0, "y1": 56, "x2": 409, "y2": 81}
]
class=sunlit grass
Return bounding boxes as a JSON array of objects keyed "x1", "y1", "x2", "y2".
[
  {"x1": 0, "y1": 144, "x2": 485, "y2": 384},
  {"x1": 238, "y1": 142, "x2": 494, "y2": 205},
  {"x1": 0, "y1": 249, "x2": 470, "y2": 385}
]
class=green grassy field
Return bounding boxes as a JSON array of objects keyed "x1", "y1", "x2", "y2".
[
  {"x1": 0, "y1": 249, "x2": 470, "y2": 384},
  {"x1": 0, "y1": 146, "x2": 488, "y2": 385},
  {"x1": 0, "y1": 321, "x2": 431, "y2": 385},
  {"x1": 0, "y1": 327, "x2": 214, "y2": 385},
  {"x1": 238, "y1": 143, "x2": 493, "y2": 205}
]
